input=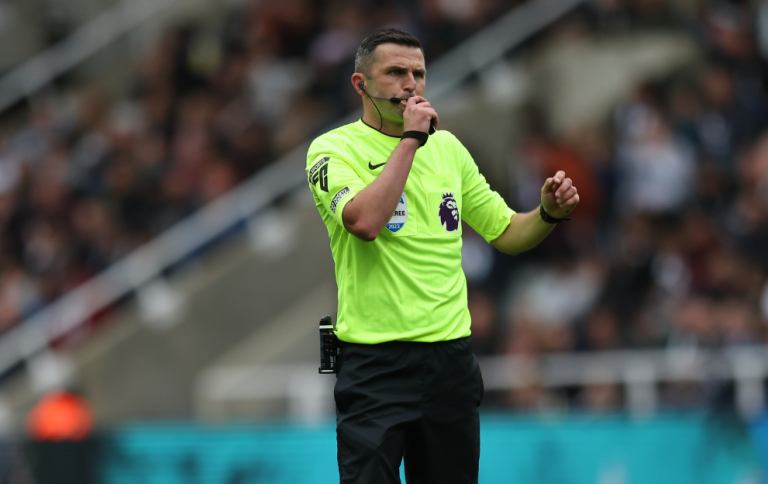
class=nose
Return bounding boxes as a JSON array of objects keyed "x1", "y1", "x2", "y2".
[{"x1": 402, "y1": 73, "x2": 417, "y2": 93}]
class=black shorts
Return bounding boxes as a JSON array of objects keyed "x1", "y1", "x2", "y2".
[{"x1": 334, "y1": 336, "x2": 483, "y2": 484}]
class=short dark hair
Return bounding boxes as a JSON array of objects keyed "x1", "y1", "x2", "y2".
[{"x1": 355, "y1": 28, "x2": 423, "y2": 78}]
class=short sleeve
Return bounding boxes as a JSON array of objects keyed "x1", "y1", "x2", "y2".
[
  {"x1": 306, "y1": 137, "x2": 366, "y2": 229},
  {"x1": 457, "y1": 139, "x2": 515, "y2": 243}
]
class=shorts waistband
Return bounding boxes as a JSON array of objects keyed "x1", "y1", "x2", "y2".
[{"x1": 338, "y1": 336, "x2": 470, "y2": 349}]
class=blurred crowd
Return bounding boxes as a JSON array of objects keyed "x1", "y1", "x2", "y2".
[
  {"x1": 0, "y1": 0, "x2": 516, "y2": 335},
  {"x1": 0, "y1": 0, "x2": 766, "y2": 415},
  {"x1": 466, "y1": 0, "x2": 768, "y2": 413}
]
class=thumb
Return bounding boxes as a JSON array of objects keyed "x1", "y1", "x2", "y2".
[{"x1": 542, "y1": 177, "x2": 555, "y2": 195}]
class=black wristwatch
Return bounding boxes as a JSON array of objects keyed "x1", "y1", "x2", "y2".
[
  {"x1": 401, "y1": 130, "x2": 429, "y2": 147},
  {"x1": 540, "y1": 204, "x2": 571, "y2": 224}
]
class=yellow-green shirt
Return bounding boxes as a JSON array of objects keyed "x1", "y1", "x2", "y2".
[{"x1": 307, "y1": 119, "x2": 514, "y2": 344}]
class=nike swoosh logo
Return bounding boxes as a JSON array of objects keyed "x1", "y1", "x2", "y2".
[{"x1": 368, "y1": 161, "x2": 386, "y2": 170}]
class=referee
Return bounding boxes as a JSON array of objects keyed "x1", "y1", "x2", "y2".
[{"x1": 306, "y1": 29, "x2": 579, "y2": 484}]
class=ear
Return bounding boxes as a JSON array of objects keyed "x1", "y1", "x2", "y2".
[{"x1": 351, "y1": 73, "x2": 366, "y2": 95}]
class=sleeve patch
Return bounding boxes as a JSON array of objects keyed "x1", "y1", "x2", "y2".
[
  {"x1": 309, "y1": 157, "x2": 330, "y2": 177},
  {"x1": 309, "y1": 157, "x2": 330, "y2": 192},
  {"x1": 330, "y1": 187, "x2": 351, "y2": 214}
]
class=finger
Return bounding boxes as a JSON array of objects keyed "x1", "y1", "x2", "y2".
[
  {"x1": 552, "y1": 170, "x2": 565, "y2": 191},
  {"x1": 544, "y1": 171, "x2": 566, "y2": 195},
  {"x1": 407, "y1": 96, "x2": 427, "y2": 105},
  {"x1": 555, "y1": 179, "x2": 573, "y2": 199},
  {"x1": 555, "y1": 182, "x2": 575, "y2": 200},
  {"x1": 412, "y1": 106, "x2": 438, "y2": 128},
  {"x1": 406, "y1": 103, "x2": 432, "y2": 116},
  {"x1": 542, "y1": 177, "x2": 555, "y2": 194},
  {"x1": 424, "y1": 108, "x2": 438, "y2": 128},
  {"x1": 564, "y1": 193, "x2": 580, "y2": 207},
  {"x1": 557, "y1": 187, "x2": 577, "y2": 205},
  {"x1": 562, "y1": 187, "x2": 578, "y2": 200}
]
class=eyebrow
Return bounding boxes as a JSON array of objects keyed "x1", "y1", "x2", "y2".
[{"x1": 385, "y1": 65, "x2": 427, "y2": 76}]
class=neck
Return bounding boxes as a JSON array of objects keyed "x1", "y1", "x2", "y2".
[{"x1": 362, "y1": 103, "x2": 404, "y2": 137}]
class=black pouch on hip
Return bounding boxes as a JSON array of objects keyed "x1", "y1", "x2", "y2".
[{"x1": 318, "y1": 315, "x2": 339, "y2": 374}]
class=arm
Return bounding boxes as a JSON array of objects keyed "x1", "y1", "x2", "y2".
[
  {"x1": 341, "y1": 138, "x2": 421, "y2": 241},
  {"x1": 342, "y1": 96, "x2": 438, "y2": 241},
  {"x1": 491, "y1": 170, "x2": 579, "y2": 255}
]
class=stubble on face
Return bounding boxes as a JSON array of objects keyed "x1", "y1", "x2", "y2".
[{"x1": 366, "y1": 44, "x2": 426, "y2": 122}]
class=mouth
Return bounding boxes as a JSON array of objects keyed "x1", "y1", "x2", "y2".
[{"x1": 395, "y1": 94, "x2": 416, "y2": 103}]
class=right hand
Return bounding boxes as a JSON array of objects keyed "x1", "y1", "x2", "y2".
[{"x1": 403, "y1": 96, "x2": 438, "y2": 133}]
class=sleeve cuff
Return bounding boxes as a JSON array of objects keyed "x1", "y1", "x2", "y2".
[
  {"x1": 330, "y1": 187, "x2": 359, "y2": 228},
  {"x1": 479, "y1": 207, "x2": 516, "y2": 243}
]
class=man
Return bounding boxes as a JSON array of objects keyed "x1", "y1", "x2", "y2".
[{"x1": 306, "y1": 28, "x2": 579, "y2": 484}]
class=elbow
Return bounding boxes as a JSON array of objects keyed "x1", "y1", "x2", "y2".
[
  {"x1": 357, "y1": 229, "x2": 379, "y2": 242},
  {"x1": 504, "y1": 241, "x2": 540, "y2": 256},
  {"x1": 499, "y1": 246, "x2": 521, "y2": 256},
  {"x1": 341, "y1": 201, "x2": 382, "y2": 242},
  {"x1": 492, "y1": 241, "x2": 527, "y2": 256},
  {"x1": 492, "y1": 240, "x2": 519, "y2": 256},
  {"x1": 345, "y1": 220, "x2": 380, "y2": 242}
]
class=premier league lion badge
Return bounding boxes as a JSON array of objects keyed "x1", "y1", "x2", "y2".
[{"x1": 439, "y1": 193, "x2": 459, "y2": 232}]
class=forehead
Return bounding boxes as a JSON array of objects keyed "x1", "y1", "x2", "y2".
[{"x1": 371, "y1": 43, "x2": 425, "y2": 70}]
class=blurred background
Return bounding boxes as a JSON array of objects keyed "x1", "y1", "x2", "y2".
[{"x1": 0, "y1": 0, "x2": 767, "y2": 482}]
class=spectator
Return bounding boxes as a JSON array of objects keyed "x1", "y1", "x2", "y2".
[
  {"x1": 615, "y1": 106, "x2": 696, "y2": 214},
  {"x1": 27, "y1": 387, "x2": 94, "y2": 484},
  {"x1": 0, "y1": 0, "x2": 766, "y2": 417},
  {"x1": 27, "y1": 388, "x2": 92, "y2": 442},
  {"x1": 467, "y1": 289, "x2": 502, "y2": 356}
]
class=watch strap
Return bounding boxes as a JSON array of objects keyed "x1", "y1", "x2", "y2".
[
  {"x1": 401, "y1": 130, "x2": 429, "y2": 146},
  {"x1": 540, "y1": 204, "x2": 571, "y2": 224}
]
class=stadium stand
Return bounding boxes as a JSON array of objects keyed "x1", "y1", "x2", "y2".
[
  {"x1": 1, "y1": 1, "x2": 768, "y2": 482},
  {"x1": 0, "y1": 0, "x2": 766, "y2": 426},
  {"x1": 471, "y1": 0, "x2": 768, "y2": 413},
  {"x1": 0, "y1": 0, "x2": 524, "y2": 338},
  {"x1": 0, "y1": 0, "x2": 547, "y2": 425}
]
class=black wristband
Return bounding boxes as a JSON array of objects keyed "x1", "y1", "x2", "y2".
[
  {"x1": 540, "y1": 204, "x2": 571, "y2": 224},
  {"x1": 401, "y1": 130, "x2": 429, "y2": 147}
]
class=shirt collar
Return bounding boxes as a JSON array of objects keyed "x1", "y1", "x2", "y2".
[{"x1": 358, "y1": 118, "x2": 402, "y2": 140}]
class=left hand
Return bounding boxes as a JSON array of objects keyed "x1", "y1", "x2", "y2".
[{"x1": 541, "y1": 170, "x2": 579, "y2": 219}]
